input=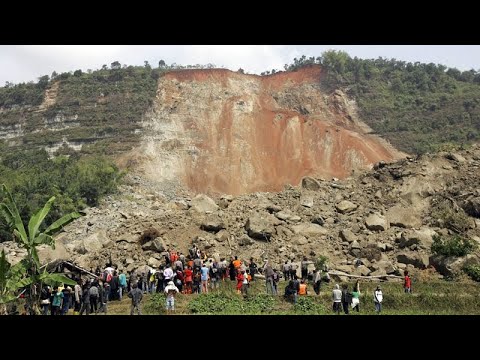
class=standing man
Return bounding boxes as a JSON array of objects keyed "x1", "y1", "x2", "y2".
[
  {"x1": 128, "y1": 283, "x2": 143, "y2": 315},
  {"x1": 404, "y1": 270, "x2": 412, "y2": 293},
  {"x1": 374, "y1": 285, "x2": 383, "y2": 313}
]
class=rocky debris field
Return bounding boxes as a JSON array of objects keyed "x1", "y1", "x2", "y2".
[{"x1": 2, "y1": 146, "x2": 480, "y2": 281}]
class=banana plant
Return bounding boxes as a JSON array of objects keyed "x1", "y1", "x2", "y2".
[
  {"x1": 0, "y1": 250, "x2": 32, "y2": 315},
  {"x1": 0, "y1": 184, "x2": 82, "y2": 313}
]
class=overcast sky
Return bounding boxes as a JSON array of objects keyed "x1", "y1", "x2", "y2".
[{"x1": 1, "y1": 45, "x2": 480, "y2": 85}]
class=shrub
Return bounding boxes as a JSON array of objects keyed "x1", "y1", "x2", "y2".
[
  {"x1": 294, "y1": 296, "x2": 325, "y2": 313},
  {"x1": 463, "y1": 265, "x2": 480, "y2": 282},
  {"x1": 431, "y1": 235, "x2": 477, "y2": 257}
]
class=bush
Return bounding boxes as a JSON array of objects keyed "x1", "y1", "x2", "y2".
[
  {"x1": 294, "y1": 296, "x2": 325, "y2": 313},
  {"x1": 144, "y1": 293, "x2": 167, "y2": 314},
  {"x1": 463, "y1": 265, "x2": 480, "y2": 282},
  {"x1": 431, "y1": 235, "x2": 477, "y2": 257}
]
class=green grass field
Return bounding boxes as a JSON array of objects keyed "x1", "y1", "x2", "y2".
[{"x1": 101, "y1": 279, "x2": 480, "y2": 315}]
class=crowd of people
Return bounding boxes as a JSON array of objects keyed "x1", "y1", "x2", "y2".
[{"x1": 36, "y1": 243, "x2": 413, "y2": 315}]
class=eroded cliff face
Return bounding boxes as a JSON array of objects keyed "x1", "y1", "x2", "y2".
[{"x1": 133, "y1": 66, "x2": 405, "y2": 195}]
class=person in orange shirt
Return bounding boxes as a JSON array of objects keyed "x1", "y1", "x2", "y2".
[
  {"x1": 298, "y1": 279, "x2": 308, "y2": 295},
  {"x1": 233, "y1": 256, "x2": 242, "y2": 269}
]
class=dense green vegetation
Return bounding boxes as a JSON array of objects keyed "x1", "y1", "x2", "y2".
[
  {"x1": 431, "y1": 234, "x2": 477, "y2": 257},
  {"x1": 463, "y1": 265, "x2": 480, "y2": 282},
  {"x1": 282, "y1": 51, "x2": 480, "y2": 154},
  {"x1": 0, "y1": 150, "x2": 122, "y2": 242}
]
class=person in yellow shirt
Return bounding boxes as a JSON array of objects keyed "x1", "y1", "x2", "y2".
[{"x1": 232, "y1": 256, "x2": 242, "y2": 269}]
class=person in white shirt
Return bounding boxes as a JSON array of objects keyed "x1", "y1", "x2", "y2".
[{"x1": 374, "y1": 285, "x2": 383, "y2": 313}]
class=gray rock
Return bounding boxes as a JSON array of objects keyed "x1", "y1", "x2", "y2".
[
  {"x1": 336, "y1": 200, "x2": 358, "y2": 214},
  {"x1": 238, "y1": 234, "x2": 254, "y2": 246},
  {"x1": 339, "y1": 229, "x2": 358, "y2": 243},
  {"x1": 463, "y1": 197, "x2": 480, "y2": 218},
  {"x1": 350, "y1": 240, "x2": 361, "y2": 249},
  {"x1": 396, "y1": 252, "x2": 429, "y2": 269},
  {"x1": 190, "y1": 194, "x2": 219, "y2": 213},
  {"x1": 377, "y1": 242, "x2": 387, "y2": 251},
  {"x1": 446, "y1": 152, "x2": 466, "y2": 163},
  {"x1": 215, "y1": 230, "x2": 230, "y2": 242},
  {"x1": 266, "y1": 204, "x2": 282, "y2": 213},
  {"x1": 301, "y1": 177, "x2": 321, "y2": 191},
  {"x1": 365, "y1": 213, "x2": 389, "y2": 231},
  {"x1": 116, "y1": 233, "x2": 138, "y2": 243},
  {"x1": 300, "y1": 195, "x2": 314, "y2": 208},
  {"x1": 147, "y1": 257, "x2": 161, "y2": 268},
  {"x1": 200, "y1": 216, "x2": 225, "y2": 232},
  {"x1": 400, "y1": 228, "x2": 437, "y2": 250},
  {"x1": 245, "y1": 213, "x2": 280, "y2": 240},
  {"x1": 292, "y1": 235, "x2": 308, "y2": 245},
  {"x1": 354, "y1": 265, "x2": 371, "y2": 276},
  {"x1": 360, "y1": 247, "x2": 382, "y2": 262},
  {"x1": 369, "y1": 269, "x2": 387, "y2": 276},
  {"x1": 142, "y1": 238, "x2": 164, "y2": 252},
  {"x1": 83, "y1": 230, "x2": 109, "y2": 253},
  {"x1": 291, "y1": 223, "x2": 328, "y2": 237},
  {"x1": 387, "y1": 205, "x2": 422, "y2": 228}
]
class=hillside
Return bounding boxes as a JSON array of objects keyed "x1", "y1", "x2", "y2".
[{"x1": 2, "y1": 146, "x2": 479, "y2": 283}]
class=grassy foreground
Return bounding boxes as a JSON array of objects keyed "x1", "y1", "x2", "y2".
[{"x1": 104, "y1": 279, "x2": 480, "y2": 315}]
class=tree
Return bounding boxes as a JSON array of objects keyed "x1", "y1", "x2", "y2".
[
  {"x1": 51, "y1": 71, "x2": 58, "y2": 79},
  {"x1": 0, "y1": 184, "x2": 81, "y2": 314},
  {"x1": 238, "y1": 68, "x2": 245, "y2": 74},
  {"x1": 73, "y1": 69, "x2": 83, "y2": 77},
  {"x1": 158, "y1": 60, "x2": 166, "y2": 68},
  {"x1": 144, "y1": 61, "x2": 151, "y2": 70},
  {"x1": 111, "y1": 61, "x2": 121, "y2": 70}
]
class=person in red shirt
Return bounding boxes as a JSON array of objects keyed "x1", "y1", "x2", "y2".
[
  {"x1": 404, "y1": 270, "x2": 412, "y2": 293},
  {"x1": 184, "y1": 266, "x2": 193, "y2": 294},
  {"x1": 236, "y1": 269, "x2": 244, "y2": 294}
]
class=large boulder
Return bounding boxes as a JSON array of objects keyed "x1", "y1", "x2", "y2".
[
  {"x1": 353, "y1": 265, "x2": 371, "y2": 276},
  {"x1": 291, "y1": 223, "x2": 328, "y2": 238},
  {"x1": 301, "y1": 177, "x2": 321, "y2": 191},
  {"x1": 190, "y1": 194, "x2": 219, "y2": 213},
  {"x1": 399, "y1": 228, "x2": 437, "y2": 250},
  {"x1": 365, "y1": 213, "x2": 389, "y2": 231},
  {"x1": 200, "y1": 216, "x2": 225, "y2": 232},
  {"x1": 396, "y1": 251, "x2": 429, "y2": 269},
  {"x1": 360, "y1": 247, "x2": 382, "y2": 262},
  {"x1": 83, "y1": 230, "x2": 109, "y2": 253},
  {"x1": 142, "y1": 238, "x2": 164, "y2": 252},
  {"x1": 38, "y1": 241, "x2": 69, "y2": 264},
  {"x1": 336, "y1": 200, "x2": 358, "y2": 214},
  {"x1": 215, "y1": 230, "x2": 230, "y2": 243},
  {"x1": 245, "y1": 213, "x2": 280, "y2": 240},
  {"x1": 463, "y1": 197, "x2": 480, "y2": 218},
  {"x1": 387, "y1": 205, "x2": 422, "y2": 228},
  {"x1": 430, "y1": 254, "x2": 480, "y2": 278}
]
